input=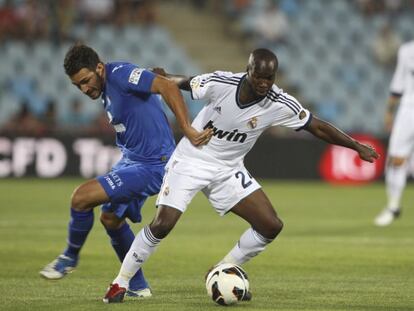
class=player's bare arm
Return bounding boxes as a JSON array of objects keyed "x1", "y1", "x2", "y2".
[
  {"x1": 306, "y1": 116, "x2": 379, "y2": 163},
  {"x1": 151, "y1": 68, "x2": 192, "y2": 91},
  {"x1": 150, "y1": 75, "x2": 212, "y2": 146}
]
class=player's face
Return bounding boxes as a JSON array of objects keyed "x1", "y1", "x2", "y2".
[
  {"x1": 247, "y1": 61, "x2": 276, "y2": 97},
  {"x1": 70, "y1": 63, "x2": 105, "y2": 100}
]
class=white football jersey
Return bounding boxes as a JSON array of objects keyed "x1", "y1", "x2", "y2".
[
  {"x1": 390, "y1": 41, "x2": 414, "y2": 107},
  {"x1": 174, "y1": 71, "x2": 312, "y2": 168}
]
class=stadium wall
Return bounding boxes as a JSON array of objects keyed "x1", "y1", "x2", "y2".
[{"x1": 0, "y1": 135, "x2": 386, "y2": 182}]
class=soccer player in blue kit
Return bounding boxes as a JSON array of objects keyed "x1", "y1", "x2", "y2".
[{"x1": 39, "y1": 44, "x2": 212, "y2": 297}]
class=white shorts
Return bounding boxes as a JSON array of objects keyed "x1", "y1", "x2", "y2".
[
  {"x1": 389, "y1": 106, "x2": 414, "y2": 157},
  {"x1": 156, "y1": 157, "x2": 261, "y2": 216}
]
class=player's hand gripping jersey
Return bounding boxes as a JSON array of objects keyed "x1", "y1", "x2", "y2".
[{"x1": 173, "y1": 71, "x2": 312, "y2": 168}]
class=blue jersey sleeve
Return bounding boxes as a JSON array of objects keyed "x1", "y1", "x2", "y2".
[{"x1": 111, "y1": 64, "x2": 156, "y2": 94}]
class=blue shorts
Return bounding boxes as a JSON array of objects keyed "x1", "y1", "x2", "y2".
[{"x1": 97, "y1": 157, "x2": 165, "y2": 223}]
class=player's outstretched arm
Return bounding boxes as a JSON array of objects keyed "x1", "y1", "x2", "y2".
[
  {"x1": 306, "y1": 116, "x2": 379, "y2": 163},
  {"x1": 151, "y1": 68, "x2": 192, "y2": 91},
  {"x1": 151, "y1": 75, "x2": 212, "y2": 146}
]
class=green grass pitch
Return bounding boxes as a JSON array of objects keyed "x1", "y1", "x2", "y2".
[{"x1": 0, "y1": 179, "x2": 413, "y2": 311}]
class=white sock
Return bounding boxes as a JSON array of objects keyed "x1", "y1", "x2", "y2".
[
  {"x1": 220, "y1": 228, "x2": 273, "y2": 265},
  {"x1": 385, "y1": 164, "x2": 407, "y2": 211},
  {"x1": 113, "y1": 226, "x2": 161, "y2": 289}
]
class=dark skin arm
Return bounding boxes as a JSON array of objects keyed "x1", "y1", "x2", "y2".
[
  {"x1": 150, "y1": 74, "x2": 212, "y2": 146},
  {"x1": 151, "y1": 68, "x2": 192, "y2": 91},
  {"x1": 306, "y1": 116, "x2": 379, "y2": 163}
]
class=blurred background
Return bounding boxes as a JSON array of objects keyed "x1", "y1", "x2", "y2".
[{"x1": 0, "y1": 0, "x2": 412, "y2": 181}]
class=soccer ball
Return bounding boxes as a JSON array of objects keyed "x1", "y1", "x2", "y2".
[{"x1": 205, "y1": 263, "x2": 250, "y2": 306}]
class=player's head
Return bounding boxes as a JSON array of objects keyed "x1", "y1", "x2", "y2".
[
  {"x1": 64, "y1": 44, "x2": 105, "y2": 100},
  {"x1": 246, "y1": 48, "x2": 278, "y2": 96}
]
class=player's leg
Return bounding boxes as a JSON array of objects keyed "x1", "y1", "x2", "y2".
[
  {"x1": 221, "y1": 189, "x2": 283, "y2": 265},
  {"x1": 100, "y1": 211, "x2": 129, "y2": 261},
  {"x1": 40, "y1": 179, "x2": 109, "y2": 279},
  {"x1": 104, "y1": 157, "x2": 206, "y2": 303},
  {"x1": 101, "y1": 161, "x2": 183, "y2": 303},
  {"x1": 100, "y1": 201, "x2": 151, "y2": 297},
  {"x1": 110, "y1": 206, "x2": 182, "y2": 288},
  {"x1": 375, "y1": 113, "x2": 412, "y2": 226},
  {"x1": 204, "y1": 168, "x2": 280, "y2": 302},
  {"x1": 103, "y1": 205, "x2": 182, "y2": 303},
  {"x1": 386, "y1": 156, "x2": 407, "y2": 211},
  {"x1": 203, "y1": 165, "x2": 281, "y2": 266},
  {"x1": 375, "y1": 156, "x2": 407, "y2": 226}
]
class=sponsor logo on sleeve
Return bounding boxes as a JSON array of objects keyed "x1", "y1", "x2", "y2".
[
  {"x1": 190, "y1": 77, "x2": 201, "y2": 89},
  {"x1": 128, "y1": 68, "x2": 143, "y2": 85},
  {"x1": 299, "y1": 110, "x2": 307, "y2": 120}
]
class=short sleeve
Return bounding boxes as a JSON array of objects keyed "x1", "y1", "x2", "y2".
[
  {"x1": 112, "y1": 64, "x2": 156, "y2": 94},
  {"x1": 390, "y1": 46, "x2": 407, "y2": 96},
  {"x1": 271, "y1": 92, "x2": 312, "y2": 130},
  {"x1": 189, "y1": 73, "x2": 216, "y2": 100}
]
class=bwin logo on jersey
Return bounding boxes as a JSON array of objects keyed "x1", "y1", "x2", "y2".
[{"x1": 203, "y1": 120, "x2": 247, "y2": 143}]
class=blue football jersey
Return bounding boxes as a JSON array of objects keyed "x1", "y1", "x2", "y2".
[{"x1": 102, "y1": 62, "x2": 175, "y2": 164}]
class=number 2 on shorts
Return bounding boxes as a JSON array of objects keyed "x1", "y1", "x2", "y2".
[{"x1": 235, "y1": 171, "x2": 252, "y2": 188}]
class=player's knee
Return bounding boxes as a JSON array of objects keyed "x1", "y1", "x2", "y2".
[
  {"x1": 261, "y1": 217, "x2": 283, "y2": 240},
  {"x1": 100, "y1": 213, "x2": 123, "y2": 230},
  {"x1": 388, "y1": 157, "x2": 406, "y2": 167},
  {"x1": 71, "y1": 186, "x2": 91, "y2": 211},
  {"x1": 149, "y1": 217, "x2": 176, "y2": 239}
]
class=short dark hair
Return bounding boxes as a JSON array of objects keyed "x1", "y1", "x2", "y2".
[
  {"x1": 249, "y1": 48, "x2": 278, "y2": 72},
  {"x1": 63, "y1": 44, "x2": 101, "y2": 76}
]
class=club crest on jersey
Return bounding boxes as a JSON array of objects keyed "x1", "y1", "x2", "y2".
[
  {"x1": 163, "y1": 186, "x2": 170, "y2": 196},
  {"x1": 203, "y1": 120, "x2": 247, "y2": 143},
  {"x1": 248, "y1": 117, "x2": 258, "y2": 129},
  {"x1": 129, "y1": 68, "x2": 143, "y2": 85}
]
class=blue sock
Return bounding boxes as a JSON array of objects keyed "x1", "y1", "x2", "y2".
[
  {"x1": 106, "y1": 222, "x2": 148, "y2": 290},
  {"x1": 63, "y1": 209, "x2": 94, "y2": 259}
]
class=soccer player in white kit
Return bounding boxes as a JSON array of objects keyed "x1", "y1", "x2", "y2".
[
  {"x1": 103, "y1": 48, "x2": 379, "y2": 303},
  {"x1": 375, "y1": 41, "x2": 414, "y2": 226}
]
